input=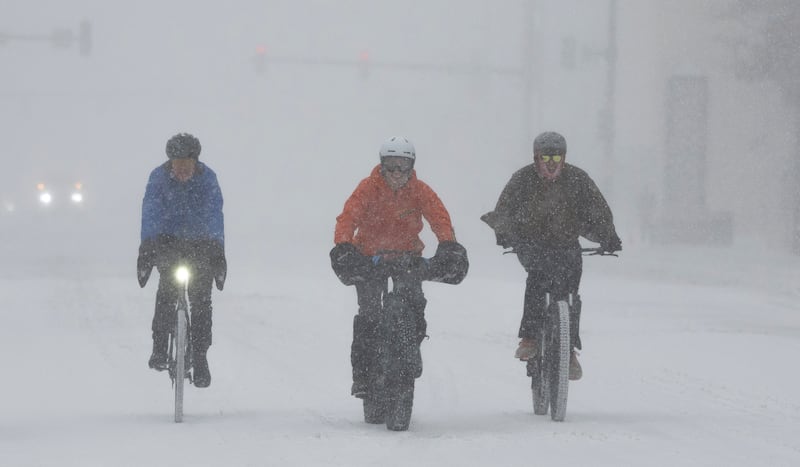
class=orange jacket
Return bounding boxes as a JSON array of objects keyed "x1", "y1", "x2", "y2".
[{"x1": 334, "y1": 165, "x2": 456, "y2": 256}]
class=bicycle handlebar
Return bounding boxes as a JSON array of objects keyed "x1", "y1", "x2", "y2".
[
  {"x1": 502, "y1": 246, "x2": 619, "y2": 257},
  {"x1": 373, "y1": 252, "x2": 429, "y2": 281},
  {"x1": 580, "y1": 247, "x2": 619, "y2": 257}
]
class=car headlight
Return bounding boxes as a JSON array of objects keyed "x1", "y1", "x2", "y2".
[
  {"x1": 39, "y1": 192, "x2": 52, "y2": 205},
  {"x1": 70, "y1": 182, "x2": 84, "y2": 204}
]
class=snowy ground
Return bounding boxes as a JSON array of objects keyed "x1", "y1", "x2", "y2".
[{"x1": 1, "y1": 238, "x2": 799, "y2": 467}]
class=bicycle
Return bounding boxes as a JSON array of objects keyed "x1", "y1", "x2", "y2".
[
  {"x1": 520, "y1": 246, "x2": 617, "y2": 421},
  {"x1": 361, "y1": 252, "x2": 429, "y2": 431},
  {"x1": 168, "y1": 264, "x2": 193, "y2": 423}
]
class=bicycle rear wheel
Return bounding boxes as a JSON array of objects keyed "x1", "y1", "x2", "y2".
[
  {"x1": 546, "y1": 300, "x2": 570, "y2": 421},
  {"x1": 529, "y1": 354, "x2": 549, "y2": 415},
  {"x1": 174, "y1": 303, "x2": 189, "y2": 423}
]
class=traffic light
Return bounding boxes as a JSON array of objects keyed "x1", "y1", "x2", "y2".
[
  {"x1": 254, "y1": 45, "x2": 267, "y2": 73},
  {"x1": 358, "y1": 50, "x2": 370, "y2": 79}
]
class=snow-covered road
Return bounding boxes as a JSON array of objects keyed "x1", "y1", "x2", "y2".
[{"x1": 1, "y1": 245, "x2": 798, "y2": 466}]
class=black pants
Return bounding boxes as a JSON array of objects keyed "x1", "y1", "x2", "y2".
[
  {"x1": 152, "y1": 260, "x2": 214, "y2": 353},
  {"x1": 516, "y1": 244, "x2": 583, "y2": 348},
  {"x1": 351, "y1": 275, "x2": 427, "y2": 382}
]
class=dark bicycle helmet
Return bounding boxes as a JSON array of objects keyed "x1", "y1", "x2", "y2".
[
  {"x1": 166, "y1": 133, "x2": 202, "y2": 160},
  {"x1": 533, "y1": 131, "x2": 567, "y2": 155}
]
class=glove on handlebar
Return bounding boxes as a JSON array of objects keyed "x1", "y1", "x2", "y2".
[
  {"x1": 427, "y1": 241, "x2": 469, "y2": 285},
  {"x1": 600, "y1": 235, "x2": 622, "y2": 254},
  {"x1": 212, "y1": 253, "x2": 227, "y2": 291},
  {"x1": 330, "y1": 242, "x2": 372, "y2": 286},
  {"x1": 202, "y1": 240, "x2": 227, "y2": 291},
  {"x1": 136, "y1": 238, "x2": 159, "y2": 288}
]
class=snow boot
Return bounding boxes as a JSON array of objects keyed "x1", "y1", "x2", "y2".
[
  {"x1": 351, "y1": 381, "x2": 368, "y2": 399},
  {"x1": 514, "y1": 337, "x2": 538, "y2": 360},
  {"x1": 193, "y1": 350, "x2": 211, "y2": 388},
  {"x1": 148, "y1": 332, "x2": 169, "y2": 371}
]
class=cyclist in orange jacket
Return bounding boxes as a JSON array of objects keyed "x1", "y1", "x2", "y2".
[{"x1": 330, "y1": 136, "x2": 468, "y2": 398}]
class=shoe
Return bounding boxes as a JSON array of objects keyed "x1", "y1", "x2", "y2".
[
  {"x1": 351, "y1": 381, "x2": 368, "y2": 399},
  {"x1": 514, "y1": 338, "x2": 538, "y2": 360},
  {"x1": 148, "y1": 351, "x2": 169, "y2": 371},
  {"x1": 193, "y1": 351, "x2": 211, "y2": 388},
  {"x1": 148, "y1": 333, "x2": 169, "y2": 371},
  {"x1": 569, "y1": 350, "x2": 582, "y2": 380}
]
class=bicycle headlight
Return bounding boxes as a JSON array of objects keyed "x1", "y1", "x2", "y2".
[{"x1": 175, "y1": 266, "x2": 190, "y2": 284}]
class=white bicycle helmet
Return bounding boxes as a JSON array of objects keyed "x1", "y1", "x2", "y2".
[{"x1": 379, "y1": 136, "x2": 416, "y2": 161}]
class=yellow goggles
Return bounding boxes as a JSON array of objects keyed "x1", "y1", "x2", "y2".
[{"x1": 540, "y1": 154, "x2": 563, "y2": 163}]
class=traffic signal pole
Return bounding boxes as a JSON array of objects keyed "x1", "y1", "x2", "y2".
[{"x1": 0, "y1": 20, "x2": 91, "y2": 57}]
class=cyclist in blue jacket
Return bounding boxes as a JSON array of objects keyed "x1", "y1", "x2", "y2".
[{"x1": 137, "y1": 133, "x2": 226, "y2": 388}]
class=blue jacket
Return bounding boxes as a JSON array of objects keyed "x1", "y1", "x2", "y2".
[{"x1": 140, "y1": 161, "x2": 224, "y2": 247}]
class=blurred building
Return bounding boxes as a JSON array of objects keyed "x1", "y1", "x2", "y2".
[{"x1": 610, "y1": 0, "x2": 797, "y2": 250}]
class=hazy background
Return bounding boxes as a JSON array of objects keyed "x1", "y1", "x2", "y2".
[
  {"x1": 2, "y1": 3, "x2": 800, "y2": 465},
  {"x1": 1, "y1": 0, "x2": 798, "y2": 278}
]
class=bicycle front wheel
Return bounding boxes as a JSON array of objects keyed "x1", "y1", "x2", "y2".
[
  {"x1": 174, "y1": 304, "x2": 189, "y2": 423},
  {"x1": 385, "y1": 376, "x2": 415, "y2": 431},
  {"x1": 546, "y1": 300, "x2": 570, "y2": 421}
]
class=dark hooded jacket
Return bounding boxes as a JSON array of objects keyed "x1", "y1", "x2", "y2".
[{"x1": 482, "y1": 163, "x2": 619, "y2": 249}]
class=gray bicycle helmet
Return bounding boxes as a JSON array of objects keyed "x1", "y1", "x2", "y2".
[{"x1": 533, "y1": 131, "x2": 567, "y2": 155}]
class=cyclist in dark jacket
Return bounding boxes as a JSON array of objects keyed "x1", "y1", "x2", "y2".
[
  {"x1": 137, "y1": 133, "x2": 226, "y2": 388},
  {"x1": 482, "y1": 131, "x2": 620, "y2": 380}
]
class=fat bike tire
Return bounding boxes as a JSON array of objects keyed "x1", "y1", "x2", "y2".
[
  {"x1": 546, "y1": 300, "x2": 570, "y2": 422},
  {"x1": 173, "y1": 307, "x2": 189, "y2": 423},
  {"x1": 385, "y1": 377, "x2": 415, "y2": 431}
]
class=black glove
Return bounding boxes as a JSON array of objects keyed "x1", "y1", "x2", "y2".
[
  {"x1": 137, "y1": 239, "x2": 159, "y2": 288},
  {"x1": 212, "y1": 254, "x2": 227, "y2": 291},
  {"x1": 495, "y1": 232, "x2": 517, "y2": 250},
  {"x1": 199, "y1": 240, "x2": 227, "y2": 291},
  {"x1": 427, "y1": 241, "x2": 469, "y2": 285},
  {"x1": 481, "y1": 211, "x2": 516, "y2": 249},
  {"x1": 601, "y1": 235, "x2": 622, "y2": 254},
  {"x1": 330, "y1": 242, "x2": 371, "y2": 286}
]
